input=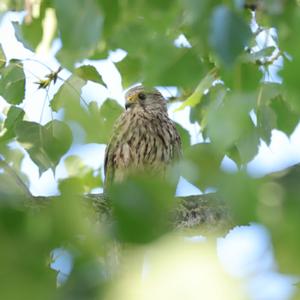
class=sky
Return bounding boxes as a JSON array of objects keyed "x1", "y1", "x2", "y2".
[{"x1": 0, "y1": 11, "x2": 299, "y2": 300}]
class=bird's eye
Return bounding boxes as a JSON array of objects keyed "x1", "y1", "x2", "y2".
[{"x1": 138, "y1": 92, "x2": 146, "y2": 100}]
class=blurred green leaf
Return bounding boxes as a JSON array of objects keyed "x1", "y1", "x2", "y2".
[
  {"x1": 0, "y1": 43, "x2": 5, "y2": 68},
  {"x1": 182, "y1": 143, "x2": 223, "y2": 190},
  {"x1": 174, "y1": 122, "x2": 190, "y2": 151},
  {"x1": 260, "y1": 165, "x2": 300, "y2": 274},
  {"x1": 12, "y1": 18, "x2": 43, "y2": 51},
  {"x1": 64, "y1": 155, "x2": 102, "y2": 191},
  {"x1": 218, "y1": 171, "x2": 260, "y2": 224},
  {"x1": 256, "y1": 105, "x2": 276, "y2": 145},
  {"x1": 221, "y1": 62, "x2": 262, "y2": 92},
  {"x1": 54, "y1": 0, "x2": 103, "y2": 67},
  {"x1": 234, "y1": 120, "x2": 259, "y2": 164},
  {"x1": 58, "y1": 257, "x2": 106, "y2": 300},
  {"x1": 210, "y1": 6, "x2": 252, "y2": 66},
  {"x1": 74, "y1": 65, "x2": 104, "y2": 85},
  {"x1": 175, "y1": 68, "x2": 217, "y2": 111},
  {"x1": 16, "y1": 120, "x2": 72, "y2": 174},
  {"x1": 270, "y1": 95, "x2": 299, "y2": 135},
  {"x1": 50, "y1": 75, "x2": 86, "y2": 112},
  {"x1": 109, "y1": 175, "x2": 173, "y2": 243},
  {"x1": 0, "y1": 61, "x2": 25, "y2": 104},
  {"x1": 206, "y1": 92, "x2": 255, "y2": 152},
  {"x1": 0, "y1": 106, "x2": 25, "y2": 142}
]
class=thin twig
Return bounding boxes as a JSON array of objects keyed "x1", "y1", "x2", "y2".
[{"x1": 0, "y1": 157, "x2": 33, "y2": 199}]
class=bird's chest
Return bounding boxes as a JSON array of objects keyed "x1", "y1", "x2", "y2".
[{"x1": 116, "y1": 116, "x2": 174, "y2": 168}]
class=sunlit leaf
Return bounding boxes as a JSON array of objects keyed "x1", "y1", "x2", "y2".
[
  {"x1": 50, "y1": 75, "x2": 86, "y2": 112},
  {"x1": 16, "y1": 120, "x2": 72, "y2": 174},
  {"x1": 0, "y1": 61, "x2": 25, "y2": 104},
  {"x1": 74, "y1": 65, "x2": 104, "y2": 85},
  {"x1": 12, "y1": 18, "x2": 43, "y2": 51},
  {"x1": 175, "y1": 69, "x2": 217, "y2": 111},
  {"x1": 0, "y1": 43, "x2": 5, "y2": 68},
  {"x1": 64, "y1": 155, "x2": 102, "y2": 191},
  {"x1": 0, "y1": 106, "x2": 25, "y2": 142}
]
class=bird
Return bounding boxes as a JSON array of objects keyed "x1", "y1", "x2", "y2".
[{"x1": 104, "y1": 85, "x2": 181, "y2": 188}]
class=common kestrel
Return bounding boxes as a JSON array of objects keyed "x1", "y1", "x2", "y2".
[{"x1": 104, "y1": 85, "x2": 181, "y2": 187}]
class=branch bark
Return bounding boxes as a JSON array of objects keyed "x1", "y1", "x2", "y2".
[{"x1": 27, "y1": 192, "x2": 233, "y2": 234}]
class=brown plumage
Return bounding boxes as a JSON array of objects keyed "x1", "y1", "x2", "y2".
[{"x1": 104, "y1": 85, "x2": 181, "y2": 188}]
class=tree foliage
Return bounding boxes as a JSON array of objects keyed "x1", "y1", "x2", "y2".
[{"x1": 0, "y1": 0, "x2": 300, "y2": 299}]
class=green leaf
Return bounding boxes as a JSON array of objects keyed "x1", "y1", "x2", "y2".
[
  {"x1": 175, "y1": 68, "x2": 217, "y2": 111},
  {"x1": 257, "y1": 105, "x2": 276, "y2": 145},
  {"x1": 54, "y1": 0, "x2": 103, "y2": 67},
  {"x1": 97, "y1": 99, "x2": 124, "y2": 143},
  {"x1": 261, "y1": 165, "x2": 300, "y2": 274},
  {"x1": 174, "y1": 122, "x2": 190, "y2": 151},
  {"x1": 221, "y1": 62, "x2": 262, "y2": 92},
  {"x1": 0, "y1": 43, "x2": 5, "y2": 68},
  {"x1": 64, "y1": 155, "x2": 102, "y2": 191},
  {"x1": 235, "y1": 121, "x2": 260, "y2": 164},
  {"x1": 109, "y1": 175, "x2": 173, "y2": 243},
  {"x1": 144, "y1": 46, "x2": 205, "y2": 89},
  {"x1": 0, "y1": 61, "x2": 25, "y2": 104},
  {"x1": 270, "y1": 95, "x2": 299, "y2": 135},
  {"x1": 206, "y1": 92, "x2": 255, "y2": 152},
  {"x1": 16, "y1": 120, "x2": 72, "y2": 174},
  {"x1": 0, "y1": 106, "x2": 25, "y2": 142},
  {"x1": 182, "y1": 143, "x2": 223, "y2": 190},
  {"x1": 117, "y1": 55, "x2": 142, "y2": 88},
  {"x1": 12, "y1": 18, "x2": 43, "y2": 51},
  {"x1": 210, "y1": 6, "x2": 252, "y2": 66},
  {"x1": 74, "y1": 65, "x2": 104, "y2": 85},
  {"x1": 50, "y1": 75, "x2": 86, "y2": 112},
  {"x1": 218, "y1": 171, "x2": 260, "y2": 224}
]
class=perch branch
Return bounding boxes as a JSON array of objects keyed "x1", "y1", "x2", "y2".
[{"x1": 28, "y1": 192, "x2": 233, "y2": 233}]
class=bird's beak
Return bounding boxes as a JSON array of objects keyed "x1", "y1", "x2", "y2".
[
  {"x1": 125, "y1": 95, "x2": 137, "y2": 110},
  {"x1": 125, "y1": 102, "x2": 133, "y2": 109}
]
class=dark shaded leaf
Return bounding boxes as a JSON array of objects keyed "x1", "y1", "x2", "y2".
[
  {"x1": 109, "y1": 175, "x2": 173, "y2": 244},
  {"x1": 210, "y1": 6, "x2": 252, "y2": 66},
  {"x1": 54, "y1": 0, "x2": 103, "y2": 67}
]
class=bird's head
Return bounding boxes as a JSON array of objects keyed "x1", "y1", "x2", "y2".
[{"x1": 124, "y1": 85, "x2": 167, "y2": 112}]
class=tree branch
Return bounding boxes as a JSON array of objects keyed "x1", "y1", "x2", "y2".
[{"x1": 28, "y1": 192, "x2": 233, "y2": 233}]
